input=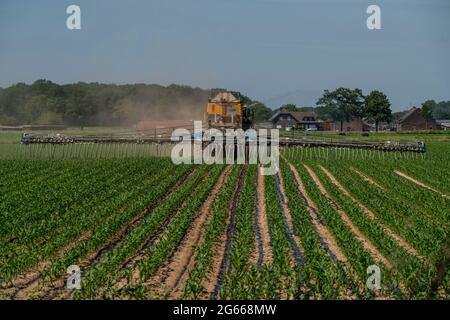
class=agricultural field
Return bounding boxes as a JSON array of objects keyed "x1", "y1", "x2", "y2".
[{"x1": 0, "y1": 131, "x2": 449, "y2": 300}]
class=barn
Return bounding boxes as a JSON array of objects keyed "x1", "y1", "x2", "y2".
[{"x1": 396, "y1": 107, "x2": 437, "y2": 131}]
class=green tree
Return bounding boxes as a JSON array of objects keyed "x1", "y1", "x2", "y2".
[
  {"x1": 316, "y1": 87, "x2": 364, "y2": 132},
  {"x1": 434, "y1": 101, "x2": 450, "y2": 119},
  {"x1": 22, "y1": 95, "x2": 48, "y2": 124},
  {"x1": 111, "y1": 98, "x2": 136, "y2": 125},
  {"x1": 240, "y1": 94, "x2": 274, "y2": 122},
  {"x1": 0, "y1": 80, "x2": 268, "y2": 127},
  {"x1": 297, "y1": 106, "x2": 314, "y2": 112},
  {"x1": 315, "y1": 106, "x2": 331, "y2": 120},
  {"x1": 421, "y1": 100, "x2": 434, "y2": 129},
  {"x1": 279, "y1": 103, "x2": 298, "y2": 112},
  {"x1": 421, "y1": 99, "x2": 450, "y2": 120},
  {"x1": 63, "y1": 88, "x2": 96, "y2": 129},
  {"x1": 364, "y1": 90, "x2": 392, "y2": 132},
  {"x1": 252, "y1": 101, "x2": 273, "y2": 122}
]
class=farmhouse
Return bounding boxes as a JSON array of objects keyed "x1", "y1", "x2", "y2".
[
  {"x1": 269, "y1": 109, "x2": 370, "y2": 132},
  {"x1": 269, "y1": 110, "x2": 319, "y2": 130},
  {"x1": 395, "y1": 107, "x2": 437, "y2": 131}
]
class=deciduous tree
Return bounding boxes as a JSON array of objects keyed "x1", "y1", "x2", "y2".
[
  {"x1": 364, "y1": 90, "x2": 392, "y2": 132},
  {"x1": 316, "y1": 88, "x2": 364, "y2": 132}
]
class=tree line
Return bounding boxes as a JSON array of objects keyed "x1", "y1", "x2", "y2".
[
  {"x1": 0, "y1": 80, "x2": 275, "y2": 127},
  {"x1": 277, "y1": 88, "x2": 450, "y2": 132},
  {"x1": 0, "y1": 80, "x2": 448, "y2": 129},
  {"x1": 0, "y1": 80, "x2": 212, "y2": 127}
]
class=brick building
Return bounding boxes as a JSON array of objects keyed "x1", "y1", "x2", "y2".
[
  {"x1": 321, "y1": 118, "x2": 371, "y2": 132},
  {"x1": 395, "y1": 107, "x2": 437, "y2": 131},
  {"x1": 269, "y1": 110, "x2": 320, "y2": 130}
]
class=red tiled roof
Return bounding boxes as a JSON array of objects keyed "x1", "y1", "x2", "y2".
[
  {"x1": 398, "y1": 107, "x2": 418, "y2": 123},
  {"x1": 288, "y1": 111, "x2": 316, "y2": 122}
]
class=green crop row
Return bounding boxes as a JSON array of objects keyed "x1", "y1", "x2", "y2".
[
  {"x1": 350, "y1": 161, "x2": 450, "y2": 227},
  {"x1": 182, "y1": 166, "x2": 241, "y2": 299},
  {"x1": 137, "y1": 165, "x2": 225, "y2": 280},
  {"x1": 0, "y1": 159, "x2": 186, "y2": 283},
  {"x1": 42, "y1": 162, "x2": 189, "y2": 281},
  {"x1": 289, "y1": 159, "x2": 375, "y2": 291},
  {"x1": 264, "y1": 173, "x2": 299, "y2": 299},
  {"x1": 309, "y1": 162, "x2": 430, "y2": 298},
  {"x1": 1, "y1": 160, "x2": 148, "y2": 278},
  {"x1": 75, "y1": 165, "x2": 211, "y2": 299},
  {"x1": 0, "y1": 160, "x2": 134, "y2": 249},
  {"x1": 220, "y1": 165, "x2": 257, "y2": 299},
  {"x1": 278, "y1": 159, "x2": 355, "y2": 299},
  {"x1": 321, "y1": 161, "x2": 448, "y2": 263}
]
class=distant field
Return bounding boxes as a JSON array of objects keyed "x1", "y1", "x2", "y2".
[
  {"x1": 0, "y1": 127, "x2": 132, "y2": 144},
  {"x1": 0, "y1": 128, "x2": 137, "y2": 159},
  {"x1": 281, "y1": 130, "x2": 450, "y2": 142}
]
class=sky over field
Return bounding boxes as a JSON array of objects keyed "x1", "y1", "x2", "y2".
[{"x1": 0, "y1": 0, "x2": 449, "y2": 110}]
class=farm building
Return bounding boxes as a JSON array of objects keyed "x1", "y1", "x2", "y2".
[
  {"x1": 269, "y1": 109, "x2": 370, "y2": 132},
  {"x1": 320, "y1": 118, "x2": 371, "y2": 132},
  {"x1": 269, "y1": 110, "x2": 319, "y2": 130},
  {"x1": 395, "y1": 107, "x2": 438, "y2": 131},
  {"x1": 436, "y1": 119, "x2": 450, "y2": 130}
]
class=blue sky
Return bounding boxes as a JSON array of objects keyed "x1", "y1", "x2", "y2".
[{"x1": 0, "y1": 0, "x2": 449, "y2": 110}]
